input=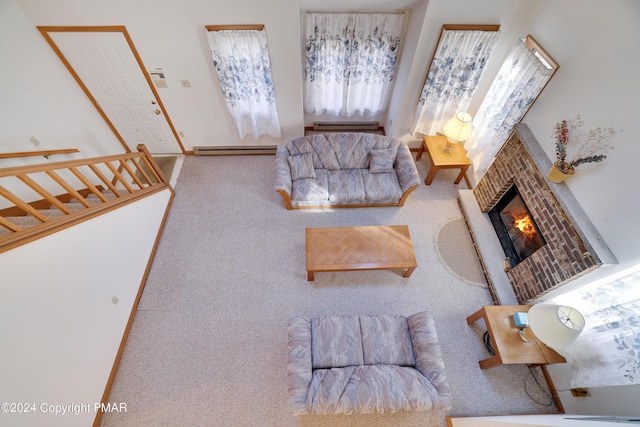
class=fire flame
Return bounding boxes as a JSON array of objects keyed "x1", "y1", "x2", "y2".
[{"x1": 514, "y1": 214, "x2": 537, "y2": 239}]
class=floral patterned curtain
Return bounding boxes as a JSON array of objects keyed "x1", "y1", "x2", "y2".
[
  {"x1": 304, "y1": 13, "x2": 404, "y2": 116},
  {"x1": 465, "y1": 38, "x2": 554, "y2": 172},
  {"x1": 548, "y1": 266, "x2": 640, "y2": 388},
  {"x1": 207, "y1": 29, "x2": 281, "y2": 139},
  {"x1": 411, "y1": 28, "x2": 499, "y2": 137}
]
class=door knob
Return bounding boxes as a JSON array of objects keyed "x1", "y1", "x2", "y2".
[{"x1": 155, "y1": 109, "x2": 161, "y2": 115}]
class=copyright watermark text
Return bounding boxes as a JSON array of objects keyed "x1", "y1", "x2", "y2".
[{"x1": 1, "y1": 402, "x2": 127, "y2": 415}]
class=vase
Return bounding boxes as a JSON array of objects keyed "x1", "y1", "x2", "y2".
[{"x1": 547, "y1": 163, "x2": 574, "y2": 183}]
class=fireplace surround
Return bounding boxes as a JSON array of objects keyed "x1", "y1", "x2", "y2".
[{"x1": 459, "y1": 124, "x2": 617, "y2": 304}]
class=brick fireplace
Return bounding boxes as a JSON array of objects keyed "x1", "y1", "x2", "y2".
[{"x1": 459, "y1": 124, "x2": 617, "y2": 304}]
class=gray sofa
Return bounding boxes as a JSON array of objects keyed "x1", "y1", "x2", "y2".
[
  {"x1": 287, "y1": 312, "x2": 452, "y2": 415},
  {"x1": 275, "y1": 133, "x2": 420, "y2": 209}
]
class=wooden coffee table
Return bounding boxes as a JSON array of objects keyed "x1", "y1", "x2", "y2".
[{"x1": 306, "y1": 225, "x2": 417, "y2": 281}]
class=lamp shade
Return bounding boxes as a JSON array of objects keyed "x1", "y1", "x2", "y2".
[
  {"x1": 443, "y1": 112, "x2": 473, "y2": 142},
  {"x1": 528, "y1": 304, "x2": 585, "y2": 348}
]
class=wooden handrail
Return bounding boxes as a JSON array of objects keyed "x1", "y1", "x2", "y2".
[
  {"x1": 0, "y1": 151, "x2": 146, "y2": 177},
  {"x1": 0, "y1": 145, "x2": 173, "y2": 253},
  {"x1": 0, "y1": 148, "x2": 80, "y2": 159}
]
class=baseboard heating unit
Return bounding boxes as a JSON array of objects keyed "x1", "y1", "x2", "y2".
[
  {"x1": 193, "y1": 146, "x2": 277, "y2": 155},
  {"x1": 312, "y1": 121, "x2": 380, "y2": 131}
]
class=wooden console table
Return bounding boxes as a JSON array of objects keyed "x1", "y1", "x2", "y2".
[{"x1": 305, "y1": 225, "x2": 417, "y2": 281}]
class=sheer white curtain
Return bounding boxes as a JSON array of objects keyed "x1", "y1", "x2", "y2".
[
  {"x1": 411, "y1": 29, "x2": 499, "y2": 137},
  {"x1": 207, "y1": 29, "x2": 281, "y2": 139},
  {"x1": 304, "y1": 13, "x2": 404, "y2": 116},
  {"x1": 548, "y1": 266, "x2": 640, "y2": 388},
  {"x1": 465, "y1": 38, "x2": 554, "y2": 172}
]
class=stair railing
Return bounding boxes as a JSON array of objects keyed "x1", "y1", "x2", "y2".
[
  {"x1": 0, "y1": 144, "x2": 173, "y2": 254},
  {"x1": 0, "y1": 148, "x2": 80, "y2": 159}
]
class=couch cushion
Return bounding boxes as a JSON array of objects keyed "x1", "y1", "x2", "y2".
[
  {"x1": 327, "y1": 169, "x2": 366, "y2": 204},
  {"x1": 287, "y1": 316, "x2": 313, "y2": 415},
  {"x1": 327, "y1": 134, "x2": 372, "y2": 169},
  {"x1": 311, "y1": 316, "x2": 364, "y2": 369},
  {"x1": 288, "y1": 153, "x2": 316, "y2": 180},
  {"x1": 307, "y1": 365, "x2": 438, "y2": 414},
  {"x1": 291, "y1": 169, "x2": 328, "y2": 203},
  {"x1": 360, "y1": 315, "x2": 416, "y2": 366},
  {"x1": 369, "y1": 148, "x2": 396, "y2": 173},
  {"x1": 308, "y1": 136, "x2": 342, "y2": 170},
  {"x1": 362, "y1": 170, "x2": 402, "y2": 204},
  {"x1": 407, "y1": 312, "x2": 452, "y2": 410},
  {"x1": 287, "y1": 135, "x2": 341, "y2": 170}
]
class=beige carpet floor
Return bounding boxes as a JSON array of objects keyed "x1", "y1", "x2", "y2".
[
  {"x1": 154, "y1": 156, "x2": 177, "y2": 179},
  {"x1": 101, "y1": 154, "x2": 555, "y2": 427},
  {"x1": 134, "y1": 155, "x2": 177, "y2": 185}
]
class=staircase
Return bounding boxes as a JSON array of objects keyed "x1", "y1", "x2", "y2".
[
  {"x1": 0, "y1": 144, "x2": 173, "y2": 254},
  {"x1": 0, "y1": 189, "x2": 118, "y2": 233}
]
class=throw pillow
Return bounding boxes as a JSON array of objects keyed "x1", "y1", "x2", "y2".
[
  {"x1": 288, "y1": 153, "x2": 316, "y2": 180},
  {"x1": 369, "y1": 148, "x2": 395, "y2": 173}
]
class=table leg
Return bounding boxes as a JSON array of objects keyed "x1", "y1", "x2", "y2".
[
  {"x1": 307, "y1": 271, "x2": 314, "y2": 281},
  {"x1": 403, "y1": 267, "x2": 416, "y2": 278},
  {"x1": 467, "y1": 307, "x2": 502, "y2": 369},
  {"x1": 466, "y1": 307, "x2": 486, "y2": 325},
  {"x1": 454, "y1": 165, "x2": 470, "y2": 185},
  {"x1": 463, "y1": 173, "x2": 472, "y2": 189},
  {"x1": 539, "y1": 365, "x2": 565, "y2": 413},
  {"x1": 479, "y1": 356, "x2": 502, "y2": 370},
  {"x1": 416, "y1": 141, "x2": 426, "y2": 160},
  {"x1": 424, "y1": 166, "x2": 439, "y2": 185}
]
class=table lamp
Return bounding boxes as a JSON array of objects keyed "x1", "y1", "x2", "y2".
[
  {"x1": 518, "y1": 304, "x2": 585, "y2": 348},
  {"x1": 442, "y1": 112, "x2": 473, "y2": 153}
]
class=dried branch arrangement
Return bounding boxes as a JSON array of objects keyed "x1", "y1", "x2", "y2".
[{"x1": 552, "y1": 115, "x2": 616, "y2": 174}]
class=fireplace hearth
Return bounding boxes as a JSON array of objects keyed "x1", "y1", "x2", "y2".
[
  {"x1": 458, "y1": 124, "x2": 617, "y2": 304},
  {"x1": 489, "y1": 184, "x2": 546, "y2": 267}
]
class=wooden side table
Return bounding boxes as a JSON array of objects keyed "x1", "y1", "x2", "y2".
[
  {"x1": 416, "y1": 135, "x2": 472, "y2": 188},
  {"x1": 466, "y1": 305, "x2": 566, "y2": 369}
]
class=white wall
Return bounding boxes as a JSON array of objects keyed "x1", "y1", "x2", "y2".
[
  {"x1": 0, "y1": 0, "x2": 124, "y2": 167},
  {"x1": 0, "y1": 189, "x2": 172, "y2": 427},
  {"x1": 12, "y1": 0, "x2": 304, "y2": 151},
  {"x1": 385, "y1": 0, "x2": 429, "y2": 138}
]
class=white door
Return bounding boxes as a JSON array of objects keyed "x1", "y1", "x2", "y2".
[{"x1": 45, "y1": 30, "x2": 184, "y2": 154}]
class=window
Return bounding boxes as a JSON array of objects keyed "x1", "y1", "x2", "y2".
[
  {"x1": 411, "y1": 25, "x2": 500, "y2": 137},
  {"x1": 303, "y1": 13, "x2": 404, "y2": 116},
  {"x1": 206, "y1": 25, "x2": 281, "y2": 139},
  {"x1": 548, "y1": 264, "x2": 640, "y2": 388},
  {"x1": 465, "y1": 35, "x2": 558, "y2": 172}
]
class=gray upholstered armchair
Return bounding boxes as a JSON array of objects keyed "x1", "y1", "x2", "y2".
[{"x1": 287, "y1": 312, "x2": 452, "y2": 415}]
